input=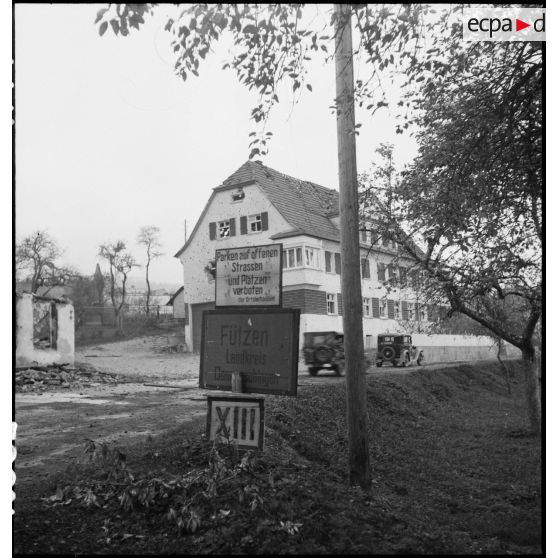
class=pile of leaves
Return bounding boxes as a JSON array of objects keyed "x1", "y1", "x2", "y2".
[
  {"x1": 14, "y1": 361, "x2": 541, "y2": 554},
  {"x1": 15, "y1": 363, "x2": 123, "y2": 393}
]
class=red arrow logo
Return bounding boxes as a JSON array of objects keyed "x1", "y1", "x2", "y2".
[{"x1": 516, "y1": 19, "x2": 531, "y2": 32}]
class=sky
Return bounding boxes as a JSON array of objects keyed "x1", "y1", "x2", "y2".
[{"x1": 14, "y1": 3, "x2": 419, "y2": 287}]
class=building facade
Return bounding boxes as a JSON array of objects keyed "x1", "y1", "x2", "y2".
[{"x1": 175, "y1": 160, "x2": 445, "y2": 353}]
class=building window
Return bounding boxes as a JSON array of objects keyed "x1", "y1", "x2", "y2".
[
  {"x1": 231, "y1": 188, "x2": 245, "y2": 202},
  {"x1": 248, "y1": 214, "x2": 262, "y2": 233},
  {"x1": 218, "y1": 220, "x2": 231, "y2": 239},
  {"x1": 283, "y1": 247, "x2": 303, "y2": 269},
  {"x1": 419, "y1": 305, "x2": 427, "y2": 321},
  {"x1": 361, "y1": 258, "x2": 371, "y2": 279},
  {"x1": 360, "y1": 229, "x2": 368, "y2": 243},
  {"x1": 408, "y1": 303, "x2": 415, "y2": 321},
  {"x1": 304, "y1": 247, "x2": 320, "y2": 269},
  {"x1": 394, "y1": 300, "x2": 401, "y2": 320},
  {"x1": 283, "y1": 246, "x2": 320, "y2": 270},
  {"x1": 325, "y1": 251, "x2": 341, "y2": 274},
  {"x1": 377, "y1": 262, "x2": 386, "y2": 282},
  {"x1": 399, "y1": 266, "x2": 407, "y2": 286},
  {"x1": 363, "y1": 297, "x2": 371, "y2": 317},
  {"x1": 365, "y1": 334, "x2": 373, "y2": 349},
  {"x1": 388, "y1": 264, "x2": 398, "y2": 282},
  {"x1": 327, "y1": 293, "x2": 337, "y2": 315},
  {"x1": 379, "y1": 298, "x2": 387, "y2": 318}
]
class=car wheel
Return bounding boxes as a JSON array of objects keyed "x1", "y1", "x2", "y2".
[
  {"x1": 381, "y1": 346, "x2": 395, "y2": 360},
  {"x1": 333, "y1": 360, "x2": 345, "y2": 376},
  {"x1": 308, "y1": 367, "x2": 320, "y2": 376}
]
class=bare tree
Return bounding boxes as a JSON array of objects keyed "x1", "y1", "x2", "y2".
[
  {"x1": 137, "y1": 226, "x2": 163, "y2": 316},
  {"x1": 16, "y1": 230, "x2": 75, "y2": 293},
  {"x1": 98, "y1": 241, "x2": 138, "y2": 332}
]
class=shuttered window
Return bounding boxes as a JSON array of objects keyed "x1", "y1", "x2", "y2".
[
  {"x1": 334, "y1": 253, "x2": 341, "y2": 274},
  {"x1": 371, "y1": 297, "x2": 380, "y2": 318},
  {"x1": 377, "y1": 263, "x2": 386, "y2": 282},
  {"x1": 402, "y1": 300, "x2": 409, "y2": 320},
  {"x1": 325, "y1": 251, "x2": 332, "y2": 273},
  {"x1": 210, "y1": 218, "x2": 237, "y2": 240},
  {"x1": 387, "y1": 299, "x2": 395, "y2": 319},
  {"x1": 337, "y1": 293, "x2": 343, "y2": 316},
  {"x1": 361, "y1": 258, "x2": 371, "y2": 279}
]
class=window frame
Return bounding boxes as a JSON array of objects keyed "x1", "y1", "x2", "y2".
[
  {"x1": 217, "y1": 219, "x2": 231, "y2": 239},
  {"x1": 379, "y1": 298, "x2": 388, "y2": 319},
  {"x1": 326, "y1": 293, "x2": 337, "y2": 315},
  {"x1": 247, "y1": 213, "x2": 262, "y2": 234},
  {"x1": 363, "y1": 297, "x2": 371, "y2": 318}
]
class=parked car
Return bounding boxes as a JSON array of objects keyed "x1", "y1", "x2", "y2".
[
  {"x1": 303, "y1": 331, "x2": 345, "y2": 376},
  {"x1": 376, "y1": 334, "x2": 424, "y2": 367}
]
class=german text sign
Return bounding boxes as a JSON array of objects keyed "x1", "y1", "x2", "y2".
[
  {"x1": 215, "y1": 244, "x2": 282, "y2": 307},
  {"x1": 206, "y1": 396, "x2": 265, "y2": 450},
  {"x1": 200, "y1": 308, "x2": 300, "y2": 396}
]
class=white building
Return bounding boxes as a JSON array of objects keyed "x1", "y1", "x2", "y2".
[{"x1": 175, "y1": 160, "x2": 443, "y2": 353}]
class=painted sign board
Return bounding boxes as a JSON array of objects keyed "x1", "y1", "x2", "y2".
[
  {"x1": 215, "y1": 244, "x2": 282, "y2": 307},
  {"x1": 206, "y1": 395, "x2": 265, "y2": 450},
  {"x1": 199, "y1": 308, "x2": 300, "y2": 396}
]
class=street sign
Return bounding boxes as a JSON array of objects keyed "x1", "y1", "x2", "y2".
[
  {"x1": 206, "y1": 395, "x2": 265, "y2": 450},
  {"x1": 200, "y1": 308, "x2": 300, "y2": 396},
  {"x1": 215, "y1": 244, "x2": 282, "y2": 307}
]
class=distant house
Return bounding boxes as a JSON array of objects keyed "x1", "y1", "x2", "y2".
[
  {"x1": 174, "y1": 160, "x2": 438, "y2": 353},
  {"x1": 166, "y1": 286, "x2": 185, "y2": 320}
]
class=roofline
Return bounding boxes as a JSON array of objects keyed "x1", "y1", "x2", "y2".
[
  {"x1": 166, "y1": 285, "x2": 184, "y2": 305},
  {"x1": 174, "y1": 191, "x2": 217, "y2": 258},
  {"x1": 269, "y1": 230, "x2": 340, "y2": 242}
]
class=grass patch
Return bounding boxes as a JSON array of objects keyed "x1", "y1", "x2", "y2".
[{"x1": 14, "y1": 360, "x2": 541, "y2": 554}]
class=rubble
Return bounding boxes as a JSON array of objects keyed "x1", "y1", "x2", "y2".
[
  {"x1": 15, "y1": 363, "x2": 123, "y2": 393},
  {"x1": 154, "y1": 343, "x2": 187, "y2": 354}
]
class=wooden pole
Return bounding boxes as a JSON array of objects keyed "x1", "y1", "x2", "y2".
[{"x1": 334, "y1": 3, "x2": 370, "y2": 488}]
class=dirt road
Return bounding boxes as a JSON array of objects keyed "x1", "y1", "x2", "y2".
[{"x1": 14, "y1": 336, "x2": 467, "y2": 485}]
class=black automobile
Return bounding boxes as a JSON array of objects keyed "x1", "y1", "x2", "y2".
[
  {"x1": 376, "y1": 334, "x2": 424, "y2": 367},
  {"x1": 303, "y1": 331, "x2": 345, "y2": 376}
]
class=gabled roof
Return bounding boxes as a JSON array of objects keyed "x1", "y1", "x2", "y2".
[
  {"x1": 175, "y1": 161, "x2": 341, "y2": 257},
  {"x1": 220, "y1": 161, "x2": 341, "y2": 242}
]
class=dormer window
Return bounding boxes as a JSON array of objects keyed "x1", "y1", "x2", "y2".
[{"x1": 232, "y1": 188, "x2": 245, "y2": 202}]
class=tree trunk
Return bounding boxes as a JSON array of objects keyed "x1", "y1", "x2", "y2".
[
  {"x1": 145, "y1": 261, "x2": 151, "y2": 316},
  {"x1": 521, "y1": 343, "x2": 541, "y2": 436},
  {"x1": 334, "y1": 3, "x2": 370, "y2": 489},
  {"x1": 496, "y1": 338, "x2": 512, "y2": 395}
]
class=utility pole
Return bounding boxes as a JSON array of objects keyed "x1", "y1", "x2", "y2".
[{"x1": 334, "y1": 3, "x2": 371, "y2": 488}]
